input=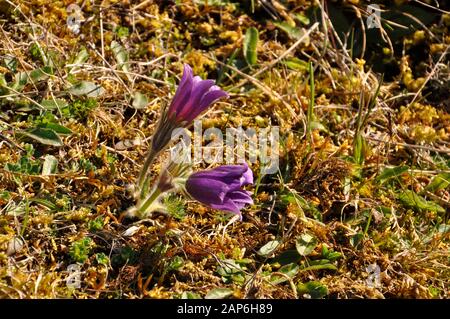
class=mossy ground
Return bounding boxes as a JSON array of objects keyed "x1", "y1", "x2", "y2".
[{"x1": 0, "y1": 0, "x2": 449, "y2": 298}]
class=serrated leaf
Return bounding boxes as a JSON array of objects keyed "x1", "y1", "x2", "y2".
[
  {"x1": 69, "y1": 81, "x2": 104, "y2": 97},
  {"x1": 424, "y1": 173, "x2": 450, "y2": 193},
  {"x1": 132, "y1": 91, "x2": 148, "y2": 109},
  {"x1": 205, "y1": 288, "x2": 233, "y2": 299},
  {"x1": 398, "y1": 190, "x2": 445, "y2": 213},
  {"x1": 42, "y1": 155, "x2": 58, "y2": 175},
  {"x1": 21, "y1": 127, "x2": 63, "y2": 146},
  {"x1": 40, "y1": 98, "x2": 68, "y2": 110},
  {"x1": 257, "y1": 240, "x2": 280, "y2": 257},
  {"x1": 376, "y1": 165, "x2": 409, "y2": 184},
  {"x1": 243, "y1": 27, "x2": 258, "y2": 66},
  {"x1": 295, "y1": 233, "x2": 317, "y2": 256}
]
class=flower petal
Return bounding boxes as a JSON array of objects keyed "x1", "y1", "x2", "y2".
[
  {"x1": 183, "y1": 86, "x2": 228, "y2": 122},
  {"x1": 177, "y1": 79, "x2": 215, "y2": 121},
  {"x1": 228, "y1": 190, "x2": 253, "y2": 205},
  {"x1": 210, "y1": 197, "x2": 241, "y2": 215},
  {"x1": 186, "y1": 163, "x2": 254, "y2": 218},
  {"x1": 185, "y1": 176, "x2": 228, "y2": 205},
  {"x1": 199, "y1": 86, "x2": 229, "y2": 110},
  {"x1": 240, "y1": 163, "x2": 253, "y2": 185},
  {"x1": 168, "y1": 64, "x2": 194, "y2": 116}
]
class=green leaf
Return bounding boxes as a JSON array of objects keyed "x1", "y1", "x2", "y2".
[
  {"x1": 293, "y1": 13, "x2": 310, "y2": 25},
  {"x1": 301, "y1": 263, "x2": 337, "y2": 272},
  {"x1": 111, "y1": 41, "x2": 131, "y2": 77},
  {"x1": 42, "y1": 155, "x2": 58, "y2": 175},
  {"x1": 282, "y1": 57, "x2": 308, "y2": 71},
  {"x1": 327, "y1": 251, "x2": 342, "y2": 262},
  {"x1": 95, "y1": 253, "x2": 110, "y2": 266},
  {"x1": 205, "y1": 288, "x2": 233, "y2": 299},
  {"x1": 180, "y1": 291, "x2": 202, "y2": 299},
  {"x1": 310, "y1": 121, "x2": 329, "y2": 133},
  {"x1": 168, "y1": 256, "x2": 184, "y2": 271},
  {"x1": 115, "y1": 26, "x2": 130, "y2": 38},
  {"x1": 297, "y1": 281, "x2": 328, "y2": 299},
  {"x1": 295, "y1": 233, "x2": 317, "y2": 256},
  {"x1": 270, "y1": 263, "x2": 299, "y2": 285},
  {"x1": 72, "y1": 47, "x2": 89, "y2": 66},
  {"x1": 69, "y1": 237, "x2": 93, "y2": 263},
  {"x1": 29, "y1": 198, "x2": 57, "y2": 210},
  {"x1": 4, "y1": 55, "x2": 17, "y2": 72},
  {"x1": 67, "y1": 47, "x2": 89, "y2": 74},
  {"x1": 271, "y1": 249, "x2": 301, "y2": 265},
  {"x1": 257, "y1": 240, "x2": 281, "y2": 257},
  {"x1": 0, "y1": 73, "x2": 7, "y2": 87},
  {"x1": 40, "y1": 98, "x2": 69, "y2": 111},
  {"x1": 0, "y1": 74, "x2": 7, "y2": 95},
  {"x1": 280, "y1": 192, "x2": 321, "y2": 220},
  {"x1": 21, "y1": 128, "x2": 63, "y2": 147},
  {"x1": 132, "y1": 91, "x2": 149, "y2": 109},
  {"x1": 69, "y1": 81, "x2": 105, "y2": 97},
  {"x1": 353, "y1": 134, "x2": 366, "y2": 165},
  {"x1": 273, "y1": 21, "x2": 304, "y2": 40},
  {"x1": 30, "y1": 66, "x2": 53, "y2": 83},
  {"x1": 350, "y1": 233, "x2": 364, "y2": 248},
  {"x1": 37, "y1": 122, "x2": 72, "y2": 135},
  {"x1": 321, "y1": 246, "x2": 343, "y2": 261},
  {"x1": 376, "y1": 165, "x2": 409, "y2": 184},
  {"x1": 243, "y1": 27, "x2": 258, "y2": 66},
  {"x1": 438, "y1": 224, "x2": 450, "y2": 234},
  {"x1": 217, "y1": 259, "x2": 244, "y2": 277},
  {"x1": 424, "y1": 173, "x2": 450, "y2": 193},
  {"x1": 11, "y1": 72, "x2": 28, "y2": 91},
  {"x1": 398, "y1": 190, "x2": 445, "y2": 213}
]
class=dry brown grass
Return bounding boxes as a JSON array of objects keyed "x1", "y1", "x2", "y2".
[{"x1": 0, "y1": 0, "x2": 449, "y2": 299}]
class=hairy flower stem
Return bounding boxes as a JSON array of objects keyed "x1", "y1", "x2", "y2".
[
  {"x1": 135, "y1": 187, "x2": 162, "y2": 218},
  {"x1": 137, "y1": 149, "x2": 160, "y2": 199}
]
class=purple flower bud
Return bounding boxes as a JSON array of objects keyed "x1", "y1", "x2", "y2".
[
  {"x1": 168, "y1": 64, "x2": 229, "y2": 124},
  {"x1": 150, "y1": 64, "x2": 228, "y2": 154},
  {"x1": 185, "y1": 163, "x2": 254, "y2": 218}
]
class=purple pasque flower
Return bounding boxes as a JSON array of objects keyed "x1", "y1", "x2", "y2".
[
  {"x1": 185, "y1": 163, "x2": 254, "y2": 218},
  {"x1": 168, "y1": 64, "x2": 229, "y2": 124},
  {"x1": 151, "y1": 64, "x2": 228, "y2": 153}
]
